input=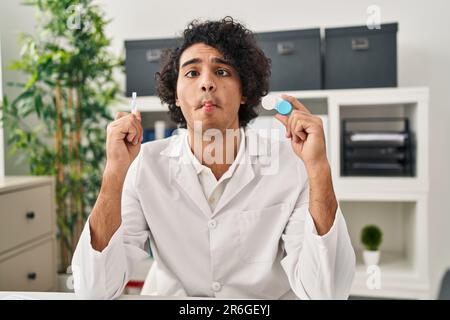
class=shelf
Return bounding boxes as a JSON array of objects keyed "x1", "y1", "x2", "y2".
[
  {"x1": 271, "y1": 87, "x2": 429, "y2": 102},
  {"x1": 355, "y1": 251, "x2": 413, "y2": 274},
  {"x1": 109, "y1": 87, "x2": 428, "y2": 113},
  {"x1": 341, "y1": 198, "x2": 430, "y2": 299},
  {"x1": 342, "y1": 201, "x2": 416, "y2": 254},
  {"x1": 334, "y1": 177, "x2": 428, "y2": 197},
  {"x1": 327, "y1": 88, "x2": 428, "y2": 194},
  {"x1": 352, "y1": 251, "x2": 430, "y2": 299}
]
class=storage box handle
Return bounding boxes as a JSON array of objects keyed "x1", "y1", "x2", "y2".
[
  {"x1": 351, "y1": 38, "x2": 369, "y2": 51},
  {"x1": 277, "y1": 41, "x2": 295, "y2": 55},
  {"x1": 146, "y1": 49, "x2": 163, "y2": 62}
]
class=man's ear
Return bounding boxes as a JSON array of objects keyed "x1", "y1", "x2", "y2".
[
  {"x1": 241, "y1": 96, "x2": 247, "y2": 105},
  {"x1": 175, "y1": 93, "x2": 180, "y2": 107}
]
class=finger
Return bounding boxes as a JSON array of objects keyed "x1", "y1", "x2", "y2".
[
  {"x1": 290, "y1": 118, "x2": 300, "y2": 140},
  {"x1": 134, "y1": 114, "x2": 144, "y2": 142},
  {"x1": 274, "y1": 113, "x2": 288, "y2": 127},
  {"x1": 107, "y1": 114, "x2": 138, "y2": 144},
  {"x1": 126, "y1": 127, "x2": 137, "y2": 144},
  {"x1": 292, "y1": 118, "x2": 311, "y2": 141},
  {"x1": 289, "y1": 111, "x2": 316, "y2": 131},
  {"x1": 135, "y1": 117, "x2": 144, "y2": 144},
  {"x1": 286, "y1": 115, "x2": 292, "y2": 138},
  {"x1": 288, "y1": 117, "x2": 295, "y2": 141},
  {"x1": 134, "y1": 124, "x2": 143, "y2": 144},
  {"x1": 275, "y1": 113, "x2": 295, "y2": 138},
  {"x1": 129, "y1": 125, "x2": 139, "y2": 144},
  {"x1": 292, "y1": 119, "x2": 306, "y2": 142},
  {"x1": 292, "y1": 125, "x2": 300, "y2": 143},
  {"x1": 114, "y1": 111, "x2": 128, "y2": 120},
  {"x1": 132, "y1": 117, "x2": 144, "y2": 144},
  {"x1": 130, "y1": 121, "x2": 141, "y2": 145},
  {"x1": 293, "y1": 119, "x2": 307, "y2": 141},
  {"x1": 123, "y1": 117, "x2": 139, "y2": 144},
  {"x1": 287, "y1": 111, "x2": 298, "y2": 138},
  {"x1": 134, "y1": 111, "x2": 142, "y2": 122},
  {"x1": 281, "y1": 94, "x2": 311, "y2": 114}
]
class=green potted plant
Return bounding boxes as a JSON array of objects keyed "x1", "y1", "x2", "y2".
[
  {"x1": 361, "y1": 224, "x2": 383, "y2": 266},
  {"x1": 0, "y1": 0, "x2": 123, "y2": 285}
]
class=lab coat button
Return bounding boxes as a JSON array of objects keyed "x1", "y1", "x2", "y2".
[
  {"x1": 211, "y1": 282, "x2": 222, "y2": 292},
  {"x1": 208, "y1": 219, "x2": 217, "y2": 229}
]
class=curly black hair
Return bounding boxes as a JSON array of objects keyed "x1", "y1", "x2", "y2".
[{"x1": 155, "y1": 16, "x2": 271, "y2": 128}]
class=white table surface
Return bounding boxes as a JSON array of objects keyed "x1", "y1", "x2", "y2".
[{"x1": 0, "y1": 291, "x2": 211, "y2": 300}]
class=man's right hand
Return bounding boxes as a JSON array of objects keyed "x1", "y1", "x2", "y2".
[
  {"x1": 105, "y1": 111, "x2": 143, "y2": 176},
  {"x1": 88, "y1": 111, "x2": 143, "y2": 252}
]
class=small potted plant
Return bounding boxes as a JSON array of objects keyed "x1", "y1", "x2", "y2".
[{"x1": 360, "y1": 225, "x2": 383, "y2": 266}]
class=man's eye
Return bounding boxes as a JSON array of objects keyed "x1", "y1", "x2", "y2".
[
  {"x1": 185, "y1": 70, "x2": 199, "y2": 78},
  {"x1": 216, "y1": 69, "x2": 230, "y2": 76}
]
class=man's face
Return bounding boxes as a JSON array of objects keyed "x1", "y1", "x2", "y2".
[{"x1": 175, "y1": 43, "x2": 245, "y2": 133}]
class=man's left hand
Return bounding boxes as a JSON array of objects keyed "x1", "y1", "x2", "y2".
[
  {"x1": 274, "y1": 94, "x2": 337, "y2": 236},
  {"x1": 274, "y1": 94, "x2": 328, "y2": 168}
]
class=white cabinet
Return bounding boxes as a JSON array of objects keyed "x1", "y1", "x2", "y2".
[
  {"x1": 112, "y1": 87, "x2": 431, "y2": 299},
  {"x1": 0, "y1": 176, "x2": 57, "y2": 291}
]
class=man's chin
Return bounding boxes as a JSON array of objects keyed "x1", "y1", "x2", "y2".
[
  {"x1": 194, "y1": 121, "x2": 220, "y2": 132},
  {"x1": 190, "y1": 115, "x2": 239, "y2": 134},
  {"x1": 191, "y1": 119, "x2": 229, "y2": 134}
]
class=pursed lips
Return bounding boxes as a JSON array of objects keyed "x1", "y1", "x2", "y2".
[{"x1": 197, "y1": 100, "x2": 219, "y2": 109}]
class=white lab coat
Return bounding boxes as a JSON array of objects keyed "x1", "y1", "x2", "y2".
[{"x1": 72, "y1": 127, "x2": 355, "y2": 299}]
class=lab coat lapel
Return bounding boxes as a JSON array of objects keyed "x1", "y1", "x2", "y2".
[
  {"x1": 172, "y1": 160, "x2": 212, "y2": 218},
  {"x1": 212, "y1": 128, "x2": 264, "y2": 216},
  {"x1": 211, "y1": 158, "x2": 255, "y2": 217},
  {"x1": 161, "y1": 130, "x2": 212, "y2": 218}
]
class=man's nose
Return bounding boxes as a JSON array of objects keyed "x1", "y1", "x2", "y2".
[{"x1": 200, "y1": 75, "x2": 216, "y2": 92}]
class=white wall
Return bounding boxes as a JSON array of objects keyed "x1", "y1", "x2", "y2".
[
  {"x1": 98, "y1": 0, "x2": 450, "y2": 297},
  {"x1": 0, "y1": 34, "x2": 4, "y2": 181},
  {"x1": 1, "y1": 0, "x2": 449, "y2": 297},
  {"x1": 0, "y1": 0, "x2": 37, "y2": 176}
]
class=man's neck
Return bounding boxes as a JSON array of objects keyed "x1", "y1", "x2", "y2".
[{"x1": 188, "y1": 126, "x2": 241, "y2": 180}]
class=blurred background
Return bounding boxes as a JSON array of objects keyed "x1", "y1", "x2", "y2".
[{"x1": 0, "y1": 0, "x2": 449, "y2": 299}]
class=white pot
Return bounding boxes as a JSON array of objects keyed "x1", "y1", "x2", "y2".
[{"x1": 363, "y1": 250, "x2": 380, "y2": 266}]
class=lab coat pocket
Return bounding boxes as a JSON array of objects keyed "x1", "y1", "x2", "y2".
[{"x1": 238, "y1": 203, "x2": 289, "y2": 263}]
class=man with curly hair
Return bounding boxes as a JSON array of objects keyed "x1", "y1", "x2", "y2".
[{"x1": 73, "y1": 17, "x2": 355, "y2": 300}]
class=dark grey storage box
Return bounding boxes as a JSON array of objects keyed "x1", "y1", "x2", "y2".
[
  {"x1": 324, "y1": 23, "x2": 398, "y2": 89},
  {"x1": 256, "y1": 28, "x2": 322, "y2": 91},
  {"x1": 125, "y1": 38, "x2": 179, "y2": 97}
]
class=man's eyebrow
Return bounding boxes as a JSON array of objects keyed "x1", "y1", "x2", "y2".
[
  {"x1": 211, "y1": 57, "x2": 232, "y2": 66},
  {"x1": 180, "y1": 58, "x2": 201, "y2": 69},
  {"x1": 180, "y1": 57, "x2": 232, "y2": 69}
]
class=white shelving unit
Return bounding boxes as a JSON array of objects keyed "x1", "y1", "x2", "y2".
[{"x1": 112, "y1": 87, "x2": 430, "y2": 299}]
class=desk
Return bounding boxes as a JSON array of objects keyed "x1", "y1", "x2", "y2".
[{"x1": 0, "y1": 291, "x2": 211, "y2": 300}]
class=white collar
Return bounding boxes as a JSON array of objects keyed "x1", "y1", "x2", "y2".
[
  {"x1": 183, "y1": 128, "x2": 246, "y2": 180},
  {"x1": 160, "y1": 126, "x2": 269, "y2": 160}
]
